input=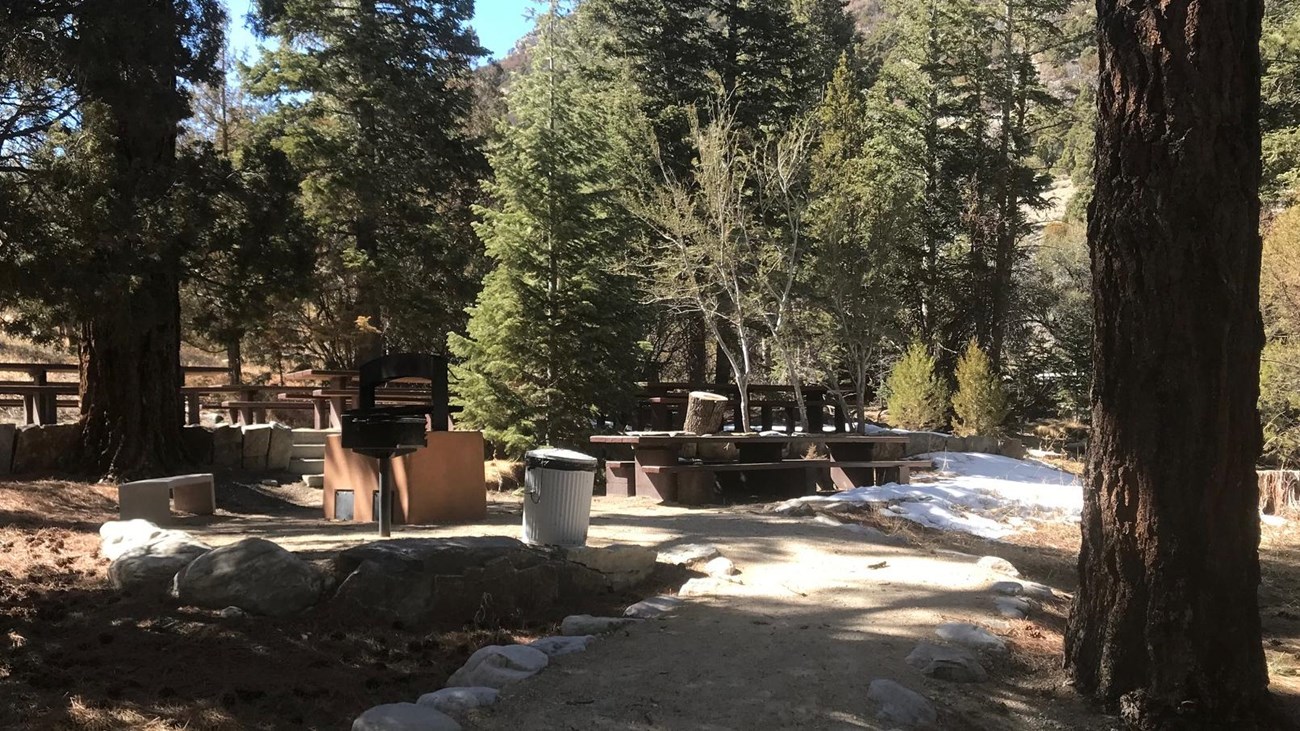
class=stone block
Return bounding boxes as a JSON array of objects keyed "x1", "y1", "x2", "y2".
[
  {"x1": 12, "y1": 423, "x2": 81, "y2": 474},
  {"x1": 211, "y1": 424, "x2": 242, "y2": 468},
  {"x1": 241, "y1": 424, "x2": 273, "y2": 470},
  {"x1": 267, "y1": 423, "x2": 293, "y2": 471},
  {"x1": 999, "y1": 437, "x2": 1027, "y2": 460},
  {"x1": 182, "y1": 425, "x2": 214, "y2": 465},
  {"x1": 118, "y1": 479, "x2": 172, "y2": 524},
  {"x1": 560, "y1": 545, "x2": 656, "y2": 590},
  {"x1": 0, "y1": 423, "x2": 14, "y2": 476},
  {"x1": 903, "y1": 431, "x2": 952, "y2": 457}
]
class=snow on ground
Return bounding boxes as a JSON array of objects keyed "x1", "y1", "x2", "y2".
[{"x1": 801, "y1": 452, "x2": 1083, "y2": 540}]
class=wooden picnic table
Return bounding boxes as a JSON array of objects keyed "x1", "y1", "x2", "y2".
[
  {"x1": 590, "y1": 432, "x2": 927, "y2": 503},
  {"x1": 0, "y1": 362, "x2": 236, "y2": 425}
]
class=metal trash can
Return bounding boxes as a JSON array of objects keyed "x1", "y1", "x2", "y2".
[{"x1": 522, "y1": 448, "x2": 598, "y2": 547}]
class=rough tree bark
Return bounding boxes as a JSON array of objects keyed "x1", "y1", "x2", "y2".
[
  {"x1": 1065, "y1": 2, "x2": 1279, "y2": 728},
  {"x1": 81, "y1": 279, "x2": 185, "y2": 478},
  {"x1": 74, "y1": 0, "x2": 192, "y2": 478}
]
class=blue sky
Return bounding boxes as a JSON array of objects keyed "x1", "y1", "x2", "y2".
[{"x1": 223, "y1": 0, "x2": 535, "y2": 60}]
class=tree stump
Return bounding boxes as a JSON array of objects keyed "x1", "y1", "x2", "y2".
[
  {"x1": 683, "y1": 391, "x2": 729, "y2": 434},
  {"x1": 681, "y1": 392, "x2": 730, "y2": 460}
]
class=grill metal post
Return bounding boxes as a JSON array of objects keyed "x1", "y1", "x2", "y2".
[{"x1": 377, "y1": 456, "x2": 392, "y2": 537}]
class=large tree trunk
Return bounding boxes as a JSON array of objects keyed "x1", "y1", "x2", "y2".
[
  {"x1": 1065, "y1": 2, "x2": 1276, "y2": 728},
  {"x1": 73, "y1": 0, "x2": 190, "y2": 479},
  {"x1": 226, "y1": 337, "x2": 243, "y2": 385},
  {"x1": 81, "y1": 278, "x2": 186, "y2": 478}
]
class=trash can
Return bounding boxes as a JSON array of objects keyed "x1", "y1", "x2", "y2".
[{"x1": 521, "y1": 448, "x2": 598, "y2": 547}]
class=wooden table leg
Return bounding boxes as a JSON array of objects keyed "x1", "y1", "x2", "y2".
[{"x1": 827, "y1": 441, "x2": 878, "y2": 490}]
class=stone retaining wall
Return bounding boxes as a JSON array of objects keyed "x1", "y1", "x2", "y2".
[{"x1": 2, "y1": 422, "x2": 294, "y2": 475}]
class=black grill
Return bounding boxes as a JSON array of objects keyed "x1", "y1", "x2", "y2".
[{"x1": 341, "y1": 353, "x2": 448, "y2": 536}]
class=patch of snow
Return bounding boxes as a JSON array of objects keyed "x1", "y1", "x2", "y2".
[
  {"x1": 1262, "y1": 513, "x2": 1288, "y2": 527},
  {"x1": 797, "y1": 452, "x2": 1082, "y2": 539}
]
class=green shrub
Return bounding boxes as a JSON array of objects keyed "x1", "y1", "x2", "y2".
[
  {"x1": 952, "y1": 339, "x2": 1009, "y2": 437},
  {"x1": 884, "y1": 339, "x2": 949, "y2": 430}
]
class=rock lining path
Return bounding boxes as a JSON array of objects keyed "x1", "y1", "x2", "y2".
[{"x1": 186, "y1": 497, "x2": 1111, "y2": 729}]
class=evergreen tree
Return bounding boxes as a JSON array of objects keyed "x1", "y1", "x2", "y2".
[
  {"x1": 449, "y1": 4, "x2": 645, "y2": 457},
  {"x1": 1263, "y1": 0, "x2": 1300, "y2": 202},
  {"x1": 884, "y1": 338, "x2": 948, "y2": 430},
  {"x1": 247, "y1": 0, "x2": 486, "y2": 364},
  {"x1": 182, "y1": 135, "x2": 313, "y2": 384},
  {"x1": 807, "y1": 54, "x2": 914, "y2": 428},
  {"x1": 951, "y1": 338, "x2": 1008, "y2": 436},
  {"x1": 0, "y1": 0, "x2": 225, "y2": 477}
]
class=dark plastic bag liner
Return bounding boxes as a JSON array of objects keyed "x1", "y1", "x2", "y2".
[{"x1": 525, "y1": 448, "x2": 598, "y2": 472}]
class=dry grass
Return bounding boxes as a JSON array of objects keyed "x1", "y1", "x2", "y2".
[{"x1": 484, "y1": 459, "x2": 524, "y2": 491}]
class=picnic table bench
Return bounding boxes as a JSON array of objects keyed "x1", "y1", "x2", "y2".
[{"x1": 590, "y1": 433, "x2": 930, "y2": 504}]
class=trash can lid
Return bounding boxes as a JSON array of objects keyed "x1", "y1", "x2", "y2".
[{"x1": 525, "y1": 448, "x2": 598, "y2": 471}]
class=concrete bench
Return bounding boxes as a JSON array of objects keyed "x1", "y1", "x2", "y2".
[
  {"x1": 117, "y1": 473, "x2": 216, "y2": 523},
  {"x1": 169, "y1": 473, "x2": 215, "y2": 515},
  {"x1": 118, "y1": 479, "x2": 173, "y2": 524}
]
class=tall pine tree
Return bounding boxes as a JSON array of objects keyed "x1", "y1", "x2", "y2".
[
  {"x1": 247, "y1": 0, "x2": 485, "y2": 365},
  {"x1": 449, "y1": 3, "x2": 645, "y2": 457}
]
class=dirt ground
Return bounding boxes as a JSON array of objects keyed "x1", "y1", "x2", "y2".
[
  {"x1": 0, "y1": 476, "x2": 673, "y2": 730},
  {"x1": 3, "y1": 474, "x2": 1300, "y2": 729}
]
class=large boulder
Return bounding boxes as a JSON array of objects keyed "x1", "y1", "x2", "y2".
[
  {"x1": 445, "y1": 645, "x2": 548, "y2": 689},
  {"x1": 12, "y1": 423, "x2": 80, "y2": 474},
  {"x1": 100, "y1": 520, "x2": 208, "y2": 561},
  {"x1": 109, "y1": 539, "x2": 210, "y2": 597},
  {"x1": 174, "y1": 537, "x2": 324, "y2": 617},
  {"x1": 329, "y1": 537, "x2": 609, "y2": 629}
]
